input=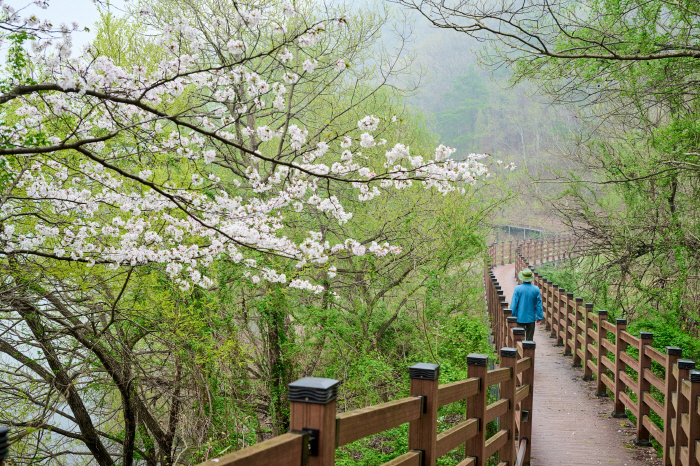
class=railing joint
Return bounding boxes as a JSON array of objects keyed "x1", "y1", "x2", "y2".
[{"x1": 289, "y1": 430, "x2": 311, "y2": 464}]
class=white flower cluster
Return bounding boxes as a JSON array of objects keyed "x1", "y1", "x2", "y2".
[{"x1": 0, "y1": 5, "x2": 503, "y2": 296}]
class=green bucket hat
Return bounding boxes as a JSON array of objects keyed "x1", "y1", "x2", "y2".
[{"x1": 519, "y1": 268, "x2": 534, "y2": 282}]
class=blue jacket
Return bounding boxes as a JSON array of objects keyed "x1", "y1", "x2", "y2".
[{"x1": 511, "y1": 283, "x2": 543, "y2": 324}]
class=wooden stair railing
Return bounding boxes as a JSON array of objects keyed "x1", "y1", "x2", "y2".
[{"x1": 491, "y1": 234, "x2": 700, "y2": 466}]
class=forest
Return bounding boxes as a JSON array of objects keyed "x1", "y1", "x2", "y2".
[{"x1": 1, "y1": 0, "x2": 699, "y2": 464}]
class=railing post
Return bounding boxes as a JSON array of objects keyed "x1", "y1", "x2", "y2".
[
  {"x1": 520, "y1": 341, "x2": 536, "y2": 466},
  {"x1": 563, "y1": 291, "x2": 574, "y2": 357},
  {"x1": 499, "y1": 347, "x2": 518, "y2": 465},
  {"x1": 289, "y1": 377, "x2": 340, "y2": 466},
  {"x1": 636, "y1": 332, "x2": 653, "y2": 446},
  {"x1": 503, "y1": 308, "x2": 513, "y2": 350},
  {"x1": 582, "y1": 303, "x2": 594, "y2": 381},
  {"x1": 595, "y1": 310, "x2": 609, "y2": 397},
  {"x1": 499, "y1": 301, "x2": 509, "y2": 348},
  {"x1": 513, "y1": 327, "x2": 525, "y2": 346},
  {"x1": 547, "y1": 281, "x2": 556, "y2": 337},
  {"x1": 687, "y1": 370, "x2": 700, "y2": 466},
  {"x1": 409, "y1": 363, "x2": 439, "y2": 466},
  {"x1": 466, "y1": 354, "x2": 488, "y2": 466},
  {"x1": 553, "y1": 284, "x2": 563, "y2": 346},
  {"x1": 673, "y1": 359, "x2": 695, "y2": 466},
  {"x1": 572, "y1": 296, "x2": 583, "y2": 367},
  {"x1": 612, "y1": 318, "x2": 628, "y2": 418},
  {"x1": 0, "y1": 427, "x2": 8, "y2": 466},
  {"x1": 509, "y1": 241, "x2": 513, "y2": 263},
  {"x1": 506, "y1": 315, "x2": 517, "y2": 348},
  {"x1": 663, "y1": 346, "x2": 682, "y2": 466}
]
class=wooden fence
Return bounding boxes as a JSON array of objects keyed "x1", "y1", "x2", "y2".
[
  {"x1": 504, "y1": 235, "x2": 700, "y2": 466},
  {"x1": 196, "y1": 347, "x2": 536, "y2": 466}
]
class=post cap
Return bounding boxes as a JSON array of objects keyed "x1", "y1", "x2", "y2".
[
  {"x1": 503, "y1": 308, "x2": 512, "y2": 315},
  {"x1": 467, "y1": 353, "x2": 489, "y2": 366},
  {"x1": 512, "y1": 327, "x2": 526, "y2": 335},
  {"x1": 691, "y1": 371, "x2": 700, "y2": 383},
  {"x1": 678, "y1": 359, "x2": 696, "y2": 370},
  {"x1": 597, "y1": 310, "x2": 608, "y2": 316},
  {"x1": 667, "y1": 346, "x2": 682, "y2": 356},
  {"x1": 639, "y1": 332, "x2": 653, "y2": 340},
  {"x1": 288, "y1": 377, "x2": 340, "y2": 404},
  {"x1": 409, "y1": 363, "x2": 440, "y2": 380},
  {"x1": 500, "y1": 347, "x2": 518, "y2": 358},
  {"x1": 0, "y1": 427, "x2": 8, "y2": 459},
  {"x1": 584, "y1": 303, "x2": 593, "y2": 308},
  {"x1": 566, "y1": 292, "x2": 574, "y2": 298},
  {"x1": 507, "y1": 316, "x2": 518, "y2": 323},
  {"x1": 615, "y1": 318, "x2": 627, "y2": 326},
  {"x1": 553, "y1": 283, "x2": 559, "y2": 288},
  {"x1": 495, "y1": 285, "x2": 502, "y2": 290},
  {"x1": 575, "y1": 297, "x2": 583, "y2": 303},
  {"x1": 522, "y1": 341, "x2": 536, "y2": 349}
]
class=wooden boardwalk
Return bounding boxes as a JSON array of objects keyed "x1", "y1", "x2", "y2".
[{"x1": 493, "y1": 263, "x2": 653, "y2": 466}]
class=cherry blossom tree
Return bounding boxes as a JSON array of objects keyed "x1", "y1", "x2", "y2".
[{"x1": 0, "y1": 1, "x2": 512, "y2": 465}]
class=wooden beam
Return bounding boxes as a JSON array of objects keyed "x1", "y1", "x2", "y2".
[
  {"x1": 484, "y1": 430, "x2": 508, "y2": 458},
  {"x1": 336, "y1": 397, "x2": 422, "y2": 447},
  {"x1": 199, "y1": 433, "x2": 304, "y2": 466},
  {"x1": 437, "y1": 378, "x2": 479, "y2": 407},
  {"x1": 435, "y1": 419, "x2": 478, "y2": 457}
]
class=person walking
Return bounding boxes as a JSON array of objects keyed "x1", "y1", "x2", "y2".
[{"x1": 511, "y1": 268, "x2": 543, "y2": 341}]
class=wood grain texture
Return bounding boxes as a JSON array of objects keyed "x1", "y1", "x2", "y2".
[
  {"x1": 437, "y1": 378, "x2": 479, "y2": 407},
  {"x1": 435, "y1": 419, "x2": 478, "y2": 457},
  {"x1": 515, "y1": 357, "x2": 531, "y2": 375},
  {"x1": 408, "y1": 377, "x2": 438, "y2": 466},
  {"x1": 600, "y1": 320, "x2": 616, "y2": 333},
  {"x1": 200, "y1": 433, "x2": 303, "y2": 466},
  {"x1": 643, "y1": 415, "x2": 663, "y2": 444},
  {"x1": 485, "y1": 398, "x2": 509, "y2": 424},
  {"x1": 601, "y1": 355, "x2": 615, "y2": 373},
  {"x1": 381, "y1": 451, "x2": 422, "y2": 466},
  {"x1": 620, "y1": 331, "x2": 640, "y2": 348},
  {"x1": 484, "y1": 430, "x2": 508, "y2": 458},
  {"x1": 336, "y1": 397, "x2": 421, "y2": 446},
  {"x1": 455, "y1": 457, "x2": 475, "y2": 466},
  {"x1": 619, "y1": 391, "x2": 639, "y2": 417},
  {"x1": 645, "y1": 392, "x2": 665, "y2": 418},
  {"x1": 515, "y1": 385, "x2": 530, "y2": 404},
  {"x1": 487, "y1": 367, "x2": 512, "y2": 386},
  {"x1": 644, "y1": 368, "x2": 665, "y2": 392},
  {"x1": 618, "y1": 371, "x2": 638, "y2": 395},
  {"x1": 619, "y1": 351, "x2": 638, "y2": 371},
  {"x1": 289, "y1": 400, "x2": 336, "y2": 466},
  {"x1": 645, "y1": 345, "x2": 666, "y2": 365},
  {"x1": 465, "y1": 363, "x2": 487, "y2": 466},
  {"x1": 601, "y1": 373, "x2": 615, "y2": 391}
]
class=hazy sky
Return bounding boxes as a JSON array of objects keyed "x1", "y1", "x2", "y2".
[{"x1": 9, "y1": 0, "x2": 124, "y2": 50}]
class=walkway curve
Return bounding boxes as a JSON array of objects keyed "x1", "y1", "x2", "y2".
[{"x1": 493, "y1": 263, "x2": 658, "y2": 466}]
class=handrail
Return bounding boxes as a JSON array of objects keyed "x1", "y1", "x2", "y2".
[{"x1": 501, "y1": 233, "x2": 700, "y2": 466}]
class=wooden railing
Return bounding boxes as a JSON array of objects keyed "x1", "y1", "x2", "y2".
[
  {"x1": 486, "y1": 235, "x2": 576, "y2": 267},
  {"x1": 195, "y1": 352, "x2": 535, "y2": 466},
  {"x1": 502, "y1": 235, "x2": 700, "y2": 466}
]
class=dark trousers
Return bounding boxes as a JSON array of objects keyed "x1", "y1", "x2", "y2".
[{"x1": 518, "y1": 322, "x2": 536, "y2": 341}]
